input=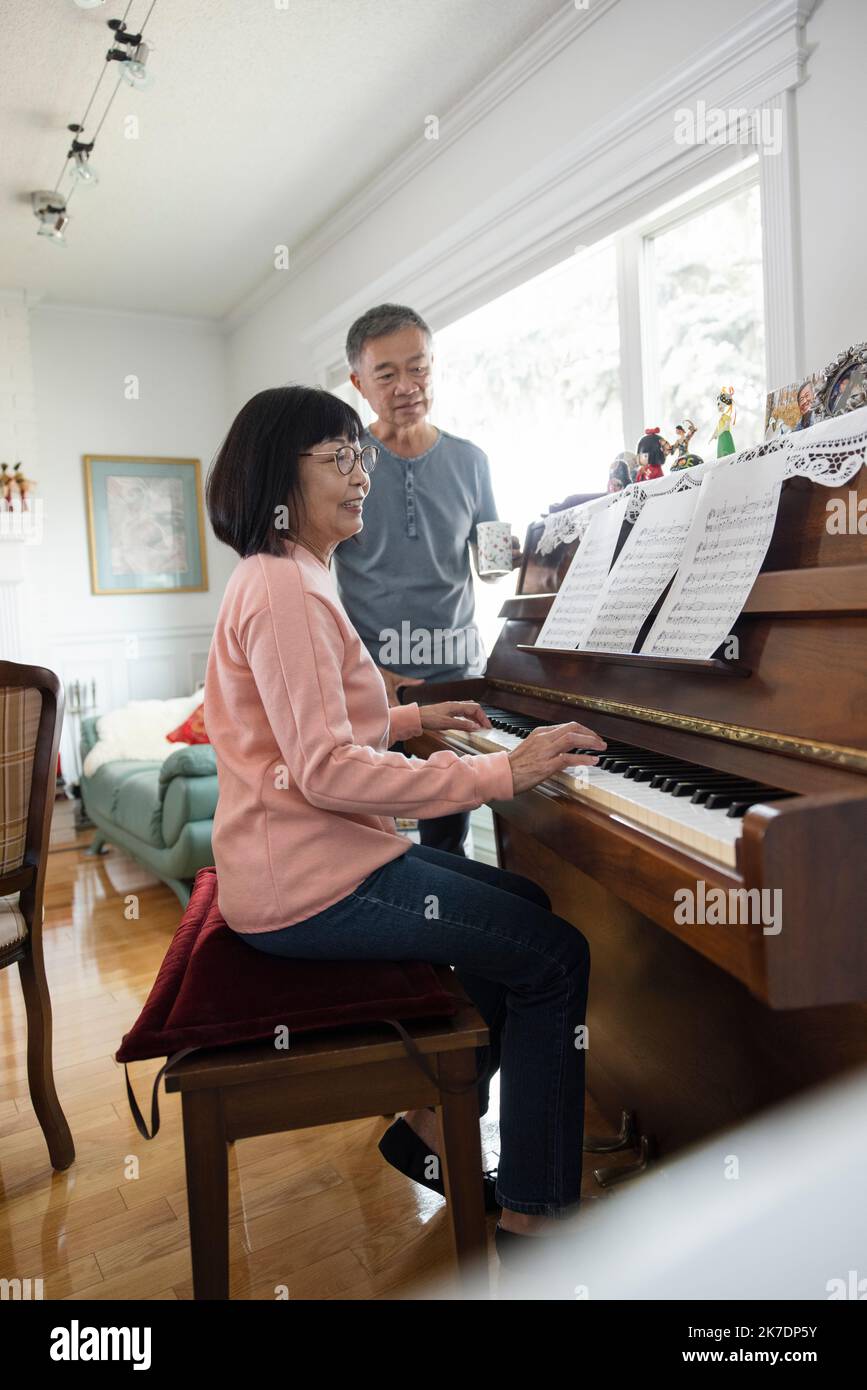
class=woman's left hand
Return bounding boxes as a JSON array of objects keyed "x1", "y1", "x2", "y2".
[{"x1": 418, "y1": 701, "x2": 493, "y2": 733}]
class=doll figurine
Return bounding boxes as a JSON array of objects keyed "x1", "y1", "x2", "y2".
[
  {"x1": 607, "y1": 450, "x2": 638, "y2": 492},
  {"x1": 634, "y1": 428, "x2": 666, "y2": 483},
  {"x1": 711, "y1": 389, "x2": 737, "y2": 457},
  {"x1": 12, "y1": 463, "x2": 35, "y2": 511},
  {"x1": 1, "y1": 463, "x2": 13, "y2": 511},
  {"x1": 671, "y1": 419, "x2": 697, "y2": 462}
]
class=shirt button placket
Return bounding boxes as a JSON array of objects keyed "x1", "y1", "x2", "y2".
[{"x1": 405, "y1": 462, "x2": 417, "y2": 538}]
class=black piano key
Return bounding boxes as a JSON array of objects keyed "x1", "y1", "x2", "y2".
[
  {"x1": 630, "y1": 764, "x2": 695, "y2": 782},
  {"x1": 602, "y1": 752, "x2": 676, "y2": 771},
  {"x1": 690, "y1": 783, "x2": 769, "y2": 804},
  {"x1": 654, "y1": 771, "x2": 729, "y2": 790},
  {"x1": 722, "y1": 795, "x2": 794, "y2": 811},
  {"x1": 705, "y1": 786, "x2": 786, "y2": 810},
  {"x1": 664, "y1": 775, "x2": 759, "y2": 796}
]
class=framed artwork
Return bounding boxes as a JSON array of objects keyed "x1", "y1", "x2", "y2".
[
  {"x1": 815, "y1": 342, "x2": 867, "y2": 419},
  {"x1": 764, "y1": 340, "x2": 867, "y2": 439},
  {"x1": 83, "y1": 455, "x2": 208, "y2": 596}
]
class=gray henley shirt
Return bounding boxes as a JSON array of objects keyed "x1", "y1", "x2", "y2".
[{"x1": 332, "y1": 426, "x2": 499, "y2": 682}]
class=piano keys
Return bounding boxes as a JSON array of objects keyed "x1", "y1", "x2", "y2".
[{"x1": 442, "y1": 704, "x2": 797, "y2": 868}]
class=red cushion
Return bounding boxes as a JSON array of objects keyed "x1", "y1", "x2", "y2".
[
  {"x1": 116, "y1": 867, "x2": 456, "y2": 1063},
  {"x1": 166, "y1": 702, "x2": 209, "y2": 744}
]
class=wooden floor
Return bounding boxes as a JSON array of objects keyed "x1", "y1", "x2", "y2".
[{"x1": 0, "y1": 796, "x2": 626, "y2": 1301}]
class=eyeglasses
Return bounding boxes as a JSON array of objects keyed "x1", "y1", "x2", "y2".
[{"x1": 299, "y1": 444, "x2": 379, "y2": 475}]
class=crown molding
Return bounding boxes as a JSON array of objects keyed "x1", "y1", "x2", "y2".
[
  {"x1": 222, "y1": 0, "x2": 623, "y2": 331},
  {"x1": 29, "y1": 301, "x2": 222, "y2": 332}
]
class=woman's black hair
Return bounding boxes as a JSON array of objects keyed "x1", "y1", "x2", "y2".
[{"x1": 206, "y1": 384, "x2": 363, "y2": 558}]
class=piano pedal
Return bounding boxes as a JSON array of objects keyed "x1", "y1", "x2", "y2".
[
  {"x1": 584, "y1": 1108, "x2": 636, "y2": 1154},
  {"x1": 593, "y1": 1133, "x2": 656, "y2": 1188}
]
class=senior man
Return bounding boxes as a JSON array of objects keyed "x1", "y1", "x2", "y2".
[{"x1": 332, "y1": 302, "x2": 518, "y2": 857}]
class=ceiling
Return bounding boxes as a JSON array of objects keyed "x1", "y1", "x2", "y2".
[{"x1": 0, "y1": 0, "x2": 566, "y2": 319}]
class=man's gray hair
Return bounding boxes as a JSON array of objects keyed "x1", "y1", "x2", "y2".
[{"x1": 346, "y1": 303, "x2": 432, "y2": 372}]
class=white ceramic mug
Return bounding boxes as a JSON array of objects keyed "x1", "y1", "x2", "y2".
[{"x1": 476, "y1": 520, "x2": 513, "y2": 576}]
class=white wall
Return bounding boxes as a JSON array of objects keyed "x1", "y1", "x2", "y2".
[
  {"x1": 797, "y1": 0, "x2": 867, "y2": 365},
  {"x1": 0, "y1": 293, "x2": 40, "y2": 661},
  {"x1": 25, "y1": 305, "x2": 231, "y2": 774},
  {"x1": 226, "y1": 0, "x2": 866, "y2": 412}
]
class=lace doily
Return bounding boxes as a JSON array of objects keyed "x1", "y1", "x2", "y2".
[{"x1": 534, "y1": 406, "x2": 867, "y2": 554}]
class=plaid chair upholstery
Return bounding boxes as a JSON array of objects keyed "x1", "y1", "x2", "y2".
[
  {"x1": 0, "y1": 685, "x2": 41, "y2": 947},
  {"x1": 1, "y1": 685, "x2": 41, "y2": 874},
  {"x1": 0, "y1": 663, "x2": 74, "y2": 1170}
]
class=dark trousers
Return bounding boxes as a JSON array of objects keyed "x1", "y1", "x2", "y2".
[
  {"x1": 243, "y1": 844, "x2": 590, "y2": 1216},
  {"x1": 393, "y1": 739, "x2": 470, "y2": 857}
]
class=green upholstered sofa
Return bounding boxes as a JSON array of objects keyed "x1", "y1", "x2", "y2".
[{"x1": 79, "y1": 714, "x2": 217, "y2": 906}]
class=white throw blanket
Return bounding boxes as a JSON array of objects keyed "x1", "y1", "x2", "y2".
[{"x1": 82, "y1": 693, "x2": 205, "y2": 777}]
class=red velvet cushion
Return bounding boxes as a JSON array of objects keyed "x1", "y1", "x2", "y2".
[
  {"x1": 166, "y1": 702, "x2": 209, "y2": 744},
  {"x1": 116, "y1": 867, "x2": 456, "y2": 1062}
]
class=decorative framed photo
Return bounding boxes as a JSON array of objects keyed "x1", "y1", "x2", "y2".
[
  {"x1": 765, "y1": 341, "x2": 867, "y2": 440},
  {"x1": 763, "y1": 372, "x2": 824, "y2": 439},
  {"x1": 83, "y1": 455, "x2": 208, "y2": 596},
  {"x1": 816, "y1": 342, "x2": 867, "y2": 419}
]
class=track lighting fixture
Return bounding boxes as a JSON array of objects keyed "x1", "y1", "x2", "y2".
[
  {"x1": 67, "y1": 125, "x2": 98, "y2": 186},
  {"x1": 106, "y1": 20, "x2": 155, "y2": 89},
  {"x1": 31, "y1": 191, "x2": 70, "y2": 245},
  {"x1": 31, "y1": 4, "x2": 158, "y2": 243}
]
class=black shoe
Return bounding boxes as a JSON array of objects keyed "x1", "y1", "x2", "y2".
[{"x1": 378, "y1": 1116, "x2": 500, "y2": 1213}]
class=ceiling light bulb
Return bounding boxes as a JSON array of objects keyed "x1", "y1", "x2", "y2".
[
  {"x1": 120, "y1": 42, "x2": 154, "y2": 88},
  {"x1": 37, "y1": 214, "x2": 69, "y2": 245},
  {"x1": 70, "y1": 151, "x2": 99, "y2": 186}
]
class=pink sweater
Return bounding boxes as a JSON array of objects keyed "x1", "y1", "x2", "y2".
[{"x1": 204, "y1": 543, "x2": 515, "y2": 932}]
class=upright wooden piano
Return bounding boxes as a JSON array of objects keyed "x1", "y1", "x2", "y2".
[{"x1": 406, "y1": 466, "x2": 867, "y2": 1154}]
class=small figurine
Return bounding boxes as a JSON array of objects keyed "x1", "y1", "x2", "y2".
[
  {"x1": 0, "y1": 463, "x2": 13, "y2": 511},
  {"x1": 634, "y1": 428, "x2": 666, "y2": 483},
  {"x1": 711, "y1": 388, "x2": 737, "y2": 457},
  {"x1": 607, "y1": 450, "x2": 638, "y2": 492},
  {"x1": 671, "y1": 419, "x2": 697, "y2": 462},
  {"x1": 12, "y1": 463, "x2": 35, "y2": 511}
]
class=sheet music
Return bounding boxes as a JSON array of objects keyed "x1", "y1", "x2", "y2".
[
  {"x1": 642, "y1": 449, "x2": 788, "y2": 659},
  {"x1": 578, "y1": 487, "x2": 700, "y2": 653},
  {"x1": 535, "y1": 502, "x2": 625, "y2": 649}
]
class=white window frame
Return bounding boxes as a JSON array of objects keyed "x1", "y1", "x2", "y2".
[{"x1": 618, "y1": 158, "x2": 762, "y2": 450}]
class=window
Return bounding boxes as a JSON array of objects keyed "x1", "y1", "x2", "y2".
[
  {"x1": 641, "y1": 178, "x2": 765, "y2": 451},
  {"x1": 435, "y1": 240, "x2": 622, "y2": 540}
]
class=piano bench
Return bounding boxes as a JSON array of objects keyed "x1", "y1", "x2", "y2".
[
  {"x1": 164, "y1": 976, "x2": 491, "y2": 1299},
  {"x1": 118, "y1": 867, "x2": 491, "y2": 1299}
]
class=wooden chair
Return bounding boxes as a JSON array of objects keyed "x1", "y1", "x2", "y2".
[
  {"x1": 0, "y1": 661, "x2": 74, "y2": 1170},
  {"x1": 165, "y1": 969, "x2": 490, "y2": 1299}
]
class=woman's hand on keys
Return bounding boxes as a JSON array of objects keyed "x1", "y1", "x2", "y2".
[{"x1": 507, "y1": 721, "x2": 607, "y2": 795}]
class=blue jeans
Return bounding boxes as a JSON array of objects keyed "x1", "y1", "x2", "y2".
[{"x1": 242, "y1": 844, "x2": 590, "y2": 1216}]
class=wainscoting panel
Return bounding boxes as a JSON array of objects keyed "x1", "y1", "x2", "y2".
[{"x1": 47, "y1": 625, "x2": 215, "y2": 784}]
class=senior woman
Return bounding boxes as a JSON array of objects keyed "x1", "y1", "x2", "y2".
[{"x1": 203, "y1": 385, "x2": 606, "y2": 1259}]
